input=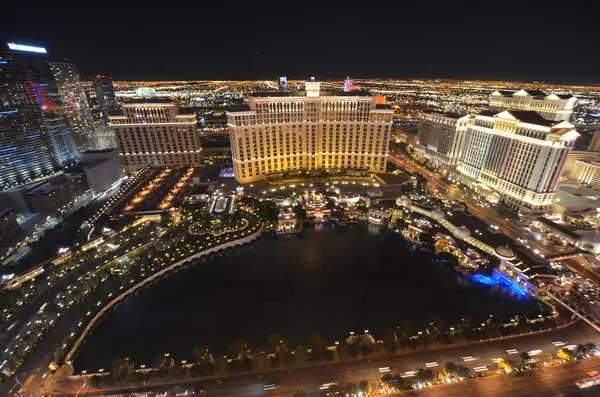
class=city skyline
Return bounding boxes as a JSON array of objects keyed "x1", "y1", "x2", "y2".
[
  {"x1": 3, "y1": 3, "x2": 600, "y2": 83},
  {"x1": 4, "y1": 5, "x2": 600, "y2": 393}
]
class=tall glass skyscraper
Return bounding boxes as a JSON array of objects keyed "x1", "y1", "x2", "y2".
[
  {"x1": 50, "y1": 62, "x2": 98, "y2": 152},
  {"x1": 0, "y1": 47, "x2": 60, "y2": 189},
  {"x1": 25, "y1": 57, "x2": 79, "y2": 165},
  {"x1": 92, "y1": 75, "x2": 119, "y2": 124}
]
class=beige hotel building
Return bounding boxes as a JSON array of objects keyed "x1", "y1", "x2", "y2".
[
  {"x1": 454, "y1": 110, "x2": 579, "y2": 213},
  {"x1": 226, "y1": 81, "x2": 394, "y2": 183},
  {"x1": 415, "y1": 110, "x2": 472, "y2": 170},
  {"x1": 110, "y1": 101, "x2": 202, "y2": 172},
  {"x1": 489, "y1": 89, "x2": 577, "y2": 122}
]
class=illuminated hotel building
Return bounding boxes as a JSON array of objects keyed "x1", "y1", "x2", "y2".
[
  {"x1": 110, "y1": 101, "x2": 202, "y2": 172},
  {"x1": 414, "y1": 110, "x2": 471, "y2": 170},
  {"x1": 562, "y1": 151, "x2": 600, "y2": 178},
  {"x1": 489, "y1": 89, "x2": 577, "y2": 122},
  {"x1": 0, "y1": 46, "x2": 60, "y2": 190},
  {"x1": 571, "y1": 160, "x2": 600, "y2": 190},
  {"x1": 226, "y1": 81, "x2": 393, "y2": 183},
  {"x1": 453, "y1": 110, "x2": 579, "y2": 213}
]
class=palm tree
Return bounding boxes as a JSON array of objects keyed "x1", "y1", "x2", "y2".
[
  {"x1": 574, "y1": 344, "x2": 588, "y2": 359},
  {"x1": 381, "y1": 373, "x2": 404, "y2": 391},
  {"x1": 445, "y1": 361, "x2": 457, "y2": 373},
  {"x1": 519, "y1": 352, "x2": 531, "y2": 369},
  {"x1": 192, "y1": 345, "x2": 212, "y2": 365},
  {"x1": 414, "y1": 368, "x2": 435, "y2": 385},
  {"x1": 496, "y1": 357, "x2": 515, "y2": 373},
  {"x1": 556, "y1": 348, "x2": 573, "y2": 362}
]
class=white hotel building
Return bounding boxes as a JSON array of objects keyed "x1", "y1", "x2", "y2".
[
  {"x1": 226, "y1": 82, "x2": 394, "y2": 183},
  {"x1": 454, "y1": 110, "x2": 579, "y2": 213},
  {"x1": 414, "y1": 110, "x2": 471, "y2": 170},
  {"x1": 109, "y1": 101, "x2": 202, "y2": 172},
  {"x1": 489, "y1": 89, "x2": 577, "y2": 122}
]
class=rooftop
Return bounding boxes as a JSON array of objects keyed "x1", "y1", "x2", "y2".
[
  {"x1": 122, "y1": 99, "x2": 175, "y2": 104},
  {"x1": 81, "y1": 149, "x2": 116, "y2": 154},
  {"x1": 226, "y1": 105, "x2": 251, "y2": 113},
  {"x1": 553, "y1": 186, "x2": 600, "y2": 210},
  {"x1": 248, "y1": 90, "x2": 372, "y2": 98},
  {"x1": 522, "y1": 89, "x2": 548, "y2": 98},
  {"x1": 83, "y1": 159, "x2": 108, "y2": 169},
  {"x1": 447, "y1": 210, "x2": 512, "y2": 247},
  {"x1": 536, "y1": 216, "x2": 582, "y2": 240},
  {"x1": 0, "y1": 208, "x2": 14, "y2": 218},
  {"x1": 481, "y1": 109, "x2": 557, "y2": 127},
  {"x1": 422, "y1": 109, "x2": 466, "y2": 119},
  {"x1": 26, "y1": 173, "x2": 84, "y2": 196},
  {"x1": 505, "y1": 110, "x2": 557, "y2": 127}
]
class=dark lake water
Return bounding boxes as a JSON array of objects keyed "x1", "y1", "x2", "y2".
[{"x1": 74, "y1": 223, "x2": 548, "y2": 371}]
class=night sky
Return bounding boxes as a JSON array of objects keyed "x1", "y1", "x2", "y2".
[{"x1": 2, "y1": 2, "x2": 599, "y2": 83}]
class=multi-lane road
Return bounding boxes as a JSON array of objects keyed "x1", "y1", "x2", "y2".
[
  {"x1": 43, "y1": 321, "x2": 600, "y2": 397},
  {"x1": 0, "y1": 225, "x2": 159, "y2": 397}
]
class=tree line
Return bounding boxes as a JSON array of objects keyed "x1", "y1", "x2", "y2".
[{"x1": 87, "y1": 312, "x2": 561, "y2": 388}]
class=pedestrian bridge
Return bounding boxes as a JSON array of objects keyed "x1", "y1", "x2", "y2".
[
  {"x1": 549, "y1": 292, "x2": 600, "y2": 333},
  {"x1": 544, "y1": 250, "x2": 582, "y2": 262}
]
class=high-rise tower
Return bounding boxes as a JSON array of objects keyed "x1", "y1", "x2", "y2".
[
  {"x1": 92, "y1": 75, "x2": 119, "y2": 125},
  {"x1": 226, "y1": 80, "x2": 393, "y2": 183},
  {"x1": 110, "y1": 101, "x2": 202, "y2": 172},
  {"x1": 0, "y1": 44, "x2": 61, "y2": 189},
  {"x1": 453, "y1": 110, "x2": 579, "y2": 213},
  {"x1": 50, "y1": 62, "x2": 98, "y2": 151}
]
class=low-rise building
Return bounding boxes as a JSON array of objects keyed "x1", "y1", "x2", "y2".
[
  {"x1": 551, "y1": 185, "x2": 600, "y2": 217},
  {"x1": 532, "y1": 216, "x2": 583, "y2": 247},
  {"x1": 0, "y1": 208, "x2": 21, "y2": 244},
  {"x1": 368, "y1": 205, "x2": 391, "y2": 225},
  {"x1": 278, "y1": 208, "x2": 297, "y2": 231},
  {"x1": 393, "y1": 127, "x2": 418, "y2": 147},
  {"x1": 80, "y1": 149, "x2": 125, "y2": 193},
  {"x1": 26, "y1": 173, "x2": 89, "y2": 214}
]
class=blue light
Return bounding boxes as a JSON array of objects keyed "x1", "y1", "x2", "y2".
[
  {"x1": 18, "y1": 162, "x2": 33, "y2": 167},
  {"x1": 0, "y1": 61, "x2": 7, "y2": 64},
  {"x1": 0, "y1": 154, "x2": 13, "y2": 159},
  {"x1": 19, "y1": 151, "x2": 36, "y2": 157},
  {"x1": 7, "y1": 159, "x2": 23, "y2": 165},
  {"x1": 0, "y1": 110, "x2": 18, "y2": 115},
  {"x1": 467, "y1": 274, "x2": 528, "y2": 297},
  {"x1": 0, "y1": 147, "x2": 17, "y2": 153},
  {"x1": 27, "y1": 134, "x2": 40, "y2": 139},
  {"x1": 62, "y1": 131, "x2": 72, "y2": 135}
]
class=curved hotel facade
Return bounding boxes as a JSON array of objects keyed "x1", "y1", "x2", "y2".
[{"x1": 226, "y1": 82, "x2": 394, "y2": 183}]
